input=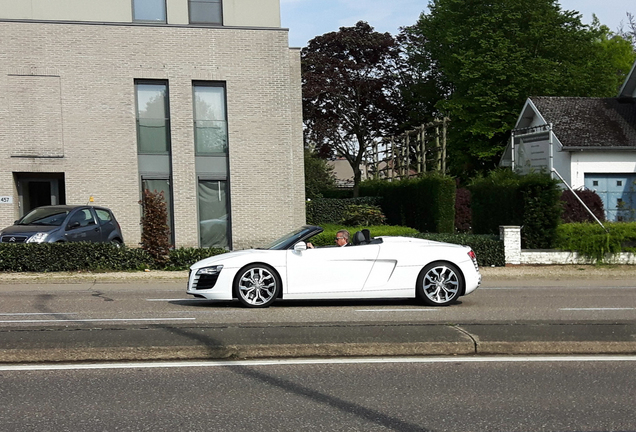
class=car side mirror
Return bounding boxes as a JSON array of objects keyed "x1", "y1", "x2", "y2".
[
  {"x1": 294, "y1": 242, "x2": 307, "y2": 252},
  {"x1": 67, "y1": 221, "x2": 81, "y2": 230}
]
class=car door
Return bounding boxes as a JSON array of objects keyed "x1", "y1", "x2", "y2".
[
  {"x1": 286, "y1": 243, "x2": 380, "y2": 294},
  {"x1": 64, "y1": 208, "x2": 102, "y2": 242},
  {"x1": 94, "y1": 208, "x2": 117, "y2": 242}
]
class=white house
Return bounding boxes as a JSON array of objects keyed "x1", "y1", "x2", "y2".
[{"x1": 500, "y1": 61, "x2": 636, "y2": 221}]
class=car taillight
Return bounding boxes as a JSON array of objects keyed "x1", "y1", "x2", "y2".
[{"x1": 467, "y1": 249, "x2": 479, "y2": 270}]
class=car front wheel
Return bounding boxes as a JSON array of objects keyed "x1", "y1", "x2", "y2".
[
  {"x1": 417, "y1": 261, "x2": 464, "y2": 306},
  {"x1": 234, "y1": 264, "x2": 280, "y2": 308}
]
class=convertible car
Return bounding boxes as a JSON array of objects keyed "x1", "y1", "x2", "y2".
[{"x1": 187, "y1": 226, "x2": 482, "y2": 308}]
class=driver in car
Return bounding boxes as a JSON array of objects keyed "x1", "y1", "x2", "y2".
[{"x1": 307, "y1": 229, "x2": 350, "y2": 249}]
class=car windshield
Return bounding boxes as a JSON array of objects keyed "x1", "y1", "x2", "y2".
[
  {"x1": 265, "y1": 226, "x2": 323, "y2": 250},
  {"x1": 18, "y1": 208, "x2": 69, "y2": 226}
]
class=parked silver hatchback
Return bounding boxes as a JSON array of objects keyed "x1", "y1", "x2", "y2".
[{"x1": 0, "y1": 205, "x2": 124, "y2": 245}]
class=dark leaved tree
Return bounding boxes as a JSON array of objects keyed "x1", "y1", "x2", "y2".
[
  {"x1": 302, "y1": 21, "x2": 401, "y2": 196},
  {"x1": 139, "y1": 189, "x2": 171, "y2": 265}
]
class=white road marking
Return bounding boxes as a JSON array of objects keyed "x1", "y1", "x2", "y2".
[
  {"x1": 0, "y1": 313, "x2": 78, "y2": 316},
  {"x1": 560, "y1": 308, "x2": 635, "y2": 311},
  {"x1": 356, "y1": 309, "x2": 439, "y2": 312},
  {"x1": 0, "y1": 317, "x2": 196, "y2": 323},
  {"x1": 2, "y1": 355, "x2": 636, "y2": 371}
]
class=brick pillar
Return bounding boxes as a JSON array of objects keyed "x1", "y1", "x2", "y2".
[{"x1": 499, "y1": 226, "x2": 521, "y2": 265}]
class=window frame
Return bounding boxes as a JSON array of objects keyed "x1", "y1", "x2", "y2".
[
  {"x1": 132, "y1": 0, "x2": 167, "y2": 23},
  {"x1": 192, "y1": 81, "x2": 229, "y2": 156},
  {"x1": 135, "y1": 79, "x2": 172, "y2": 155},
  {"x1": 188, "y1": 0, "x2": 223, "y2": 25}
]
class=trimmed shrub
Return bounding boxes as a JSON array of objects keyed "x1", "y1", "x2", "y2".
[
  {"x1": 306, "y1": 197, "x2": 382, "y2": 225},
  {"x1": 560, "y1": 189, "x2": 605, "y2": 223},
  {"x1": 469, "y1": 170, "x2": 562, "y2": 249},
  {"x1": 359, "y1": 173, "x2": 456, "y2": 233},
  {"x1": 0, "y1": 243, "x2": 229, "y2": 272},
  {"x1": 455, "y1": 188, "x2": 472, "y2": 233},
  {"x1": 341, "y1": 204, "x2": 386, "y2": 226},
  {"x1": 308, "y1": 224, "x2": 419, "y2": 247},
  {"x1": 164, "y1": 247, "x2": 228, "y2": 271},
  {"x1": 414, "y1": 233, "x2": 505, "y2": 267},
  {"x1": 0, "y1": 243, "x2": 153, "y2": 272},
  {"x1": 555, "y1": 222, "x2": 636, "y2": 261}
]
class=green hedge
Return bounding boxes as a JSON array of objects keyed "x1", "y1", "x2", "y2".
[
  {"x1": 414, "y1": 233, "x2": 504, "y2": 267},
  {"x1": 359, "y1": 173, "x2": 456, "y2": 233},
  {"x1": 0, "y1": 243, "x2": 228, "y2": 272},
  {"x1": 308, "y1": 224, "x2": 419, "y2": 247},
  {"x1": 470, "y1": 170, "x2": 561, "y2": 249},
  {"x1": 555, "y1": 222, "x2": 636, "y2": 261},
  {"x1": 306, "y1": 197, "x2": 382, "y2": 225}
]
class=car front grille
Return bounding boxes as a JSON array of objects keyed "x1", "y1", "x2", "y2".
[
  {"x1": 1, "y1": 235, "x2": 28, "y2": 243},
  {"x1": 192, "y1": 273, "x2": 220, "y2": 290}
]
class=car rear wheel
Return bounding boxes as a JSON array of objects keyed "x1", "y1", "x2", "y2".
[
  {"x1": 417, "y1": 261, "x2": 464, "y2": 306},
  {"x1": 234, "y1": 264, "x2": 280, "y2": 308}
]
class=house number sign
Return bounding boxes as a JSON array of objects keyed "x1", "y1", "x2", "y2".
[{"x1": 0, "y1": 196, "x2": 13, "y2": 204}]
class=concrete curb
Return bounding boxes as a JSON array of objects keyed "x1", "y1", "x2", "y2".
[{"x1": 2, "y1": 322, "x2": 635, "y2": 363}]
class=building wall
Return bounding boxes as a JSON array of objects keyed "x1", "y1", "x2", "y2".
[
  {"x1": 0, "y1": 0, "x2": 280, "y2": 28},
  {"x1": 0, "y1": 20, "x2": 304, "y2": 249},
  {"x1": 570, "y1": 152, "x2": 636, "y2": 188}
]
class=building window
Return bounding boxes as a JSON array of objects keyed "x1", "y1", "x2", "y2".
[
  {"x1": 135, "y1": 81, "x2": 170, "y2": 154},
  {"x1": 193, "y1": 83, "x2": 228, "y2": 154},
  {"x1": 198, "y1": 179, "x2": 230, "y2": 248},
  {"x1": 133, "y1": 0, "x2": 166, "y2": 22},
  {"x1": 617, "y1": 181, "x2": 623, "y2": 186},
  {"x1": 592, "y1": 181, "x2": 599, "y2": 186},
  {"x1": 189, "y1": 0, "x2": 223, "y2": 25}
]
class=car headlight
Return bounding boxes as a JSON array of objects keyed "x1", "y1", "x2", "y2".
[
  {"x1": 26, "y1": 232, "x2": 49, "y2": 243},
  {"x1": 196, "y1": 265, "x2": 223, "y2": 275}
]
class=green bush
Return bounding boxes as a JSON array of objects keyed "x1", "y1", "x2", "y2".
[
  {"x1": 308, "y1": 224, "x2": 419, "y2": 247},
  {"x1": 164, "y1": 247, "x2": 228, "y2": 270},
  {"x1": 555, "y1": 222, "x2": 636, "y2": 261},
  {"x1": 0, "y1": 243, "x2": 228, "y2": 272},
  {"x1": 306, "y1": 197, "x2": 382, "y2": 224},
  {"x1": 0, "y1": 243, "x2": 152, "y2": 272},
  {"x1": 341, "y1": 204, "x2": 386, "y2": 226},
  {"x1": 359, "y1": 173, "x2": 456, "y2": 233},
  {"x1": 414, "y1": 233, "x2": 505, "y2": 267},
  {"x1": 470, "y1": 170, "x2": 561, "y2": 249}
]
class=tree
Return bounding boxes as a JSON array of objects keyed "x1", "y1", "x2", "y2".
[
  {"x1": 302, "y1": 21, "x2": 400, "y2": 196},
  {"x1": 304, "y1": 148, "x2": 336, "y2": 199},
  {"x1": 403, "y1": 0, "x2": 636, "y2": 178}
]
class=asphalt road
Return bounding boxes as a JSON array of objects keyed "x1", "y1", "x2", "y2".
[
  {"x1": 2, "y1": 357, "x2": 636, "y2": 432},
  {"x1": 1, "y1": 267, "x2": 636, "y2": 362}
]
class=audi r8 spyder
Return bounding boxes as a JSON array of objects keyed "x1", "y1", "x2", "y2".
[{"x1": 187, "y1": 226, "x2": 481, "y2": 308}]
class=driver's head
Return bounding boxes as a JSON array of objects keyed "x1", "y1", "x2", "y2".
[{"x1": 335, "y1": 230, "x2": 350, "y2": 247}]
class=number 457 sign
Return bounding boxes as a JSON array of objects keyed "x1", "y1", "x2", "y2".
[{"x1": 0, "y1": 196, "x2": 13, "y2": 204}]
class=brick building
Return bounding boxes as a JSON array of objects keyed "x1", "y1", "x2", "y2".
[{"x1": 0, "y1": 0, "x2": 305, "y2": 249}]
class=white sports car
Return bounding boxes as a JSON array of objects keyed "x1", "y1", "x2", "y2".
[{"x1": 187, "y1": 226, "x2": 481, "y2": 308}]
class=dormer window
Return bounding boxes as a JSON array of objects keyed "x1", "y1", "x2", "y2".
[{"x1": 189, "y1": 0, "x2": 222, "y2": 25}]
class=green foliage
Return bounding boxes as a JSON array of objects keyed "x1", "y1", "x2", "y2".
[
  {"x1": 359, "y1": 173, "x2": 456, "y2": 233},
  {"x1": 308, "y1": 224, "x2": 419, "y2": 247},
  {"x1": 304, "y1": 149, "x2": 336, "y2": 199},
  {"x1": 302, "y1": 21, "x2": 401, "y2": 195},
  {"x1": 139, "y1": 189, "x2": 171, "y2": 265},
  {"x1": 402, "y1": 0, "x2": 636, "y2": 178},
  {"x1": 341, "y1": 204, "x2": 386, "y2": 226},
  {"x1": 469, "y1": 170, "x2": 561, "y2": 248},
  {"x1": 0, "y1": 243, "x2": 152, "y2": 272},
  {"x1": 414, "y1": 233, "x2": 505, "y2": 267},
  {"x1": 306, "y1": 197, "x2": 382, "y2": 225},
  {"x1": 555, "y1": 222, "x2": 636, "y2": 262},
  {"x1": 0, "y1": 243, "x2": 228, "y2": 272},
  {"x1": 163, "y1": 247, "x2": 228, "y2": 271}
]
